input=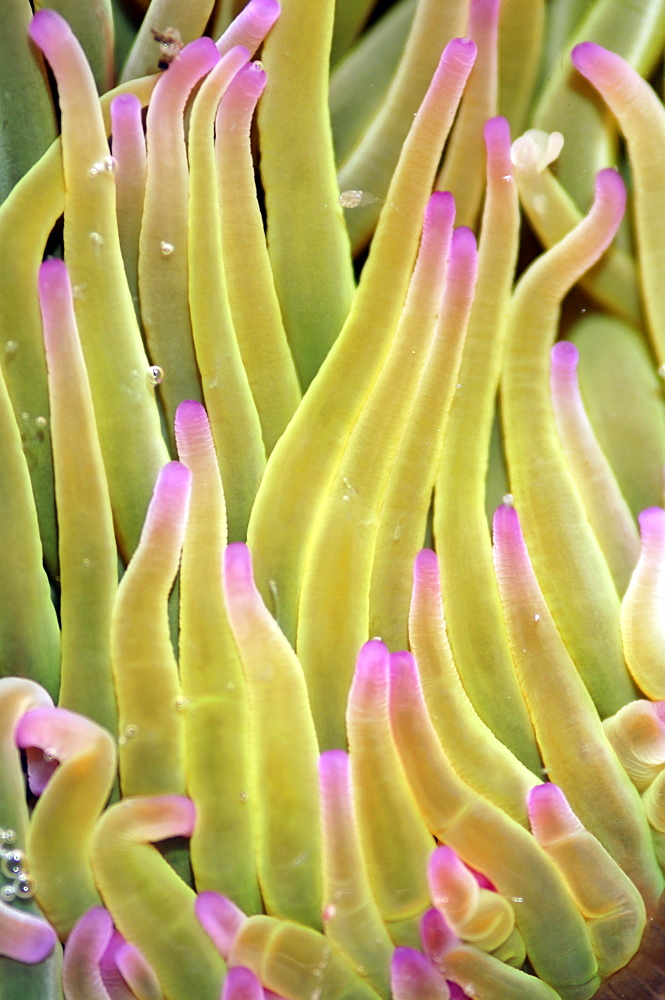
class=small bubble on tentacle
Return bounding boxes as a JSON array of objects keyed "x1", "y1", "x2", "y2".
[
  {"x1": 0, "y1": 851, "x2": 26, "y2": 879},
  {"x1": 4, "y1": 340, "x2": 18, "y2": 355},
  {"x1": 160, "y1": 241, "x2": 175, "y2": 256},
  {"x1": 15, "y1": 874, "x2": 35, "y2": 898},
  {"x1": 89, "y1": 231, "x2": 104, "y2": 247},
  {"x1": 147, "y1": 366, "x2": 164, "y2": 386},
  {"x1": 338, "y1": 189, "x2": 380, "y2": 208},
  {"x1": 502, "y1": 493, "x2": 514, "y2": 506},
  {"x1": 88, "y1": 156, "x2": 116, "y2": 179}
]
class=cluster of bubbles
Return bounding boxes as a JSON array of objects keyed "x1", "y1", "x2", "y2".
[
  {"x1": 0, "y1": 828, "x2": 35, "y2": 903},
  {"x1": 88, "y1": 155, "x2": 118, "y2": 179}
]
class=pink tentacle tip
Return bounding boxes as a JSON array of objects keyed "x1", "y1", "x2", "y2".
[
  {"x1": 551, "y1": 340, "x2": 579, "y2": 371},
  {"x1": 528, "y1": 783, "x2": 582, "y2": 844},
  {"x1": 160, "y1": 795, "x2": 197, "y2": 837},
  {"x1": 484, "y1": 115, "x2": 511, "y2": 152},
  {"x1": 235, "y1": 61, "x2": 268, "y2": 98},
  {"x1": 222, "y1": 965, "x2": 265, "y2": 1000},
  {"x1": 115, "y1": 941, "x2": 162, "y2": 998},
  {"x1": 388, "y1": 651, "x2": 423, "y2": 718},
  {"x1": 38, "y1": 257, "x2": 69, "y2": 297},
  {"x1": 147, "y1": 462, "x2": 192, "y2": 529},
  {"x1": 449, "y1": 225, "x2": 478, "y2": 265},
  {"x1": 175, "y1": 398, "x2": 209, "y2": 433},
  {"x1": 157, "y1": 459, "x2": 192, "y2": 493},
  {"x1": 63, "y1": 908, "x2": 116, "y2": 994},
  {"x1": 28, "y1": 8, "x2": 69, "y2": 49},
  {"x1": 251, "y1": 0, "x2": 281, "y2": 23},
  {"x1": 319, "y1": 747, "x2": 349, "y2": 786},
  {"x1": 492, "y1": 500, "x2": 522, "y2": 542},
  {"x1": 388, "y1": 649, "x2": 417, "y2": 683},
  {"x1": 425, "y1": 190, "x2": 456, "y2": 229},
  {"x1": 637, "y1": 506, "x2": 665, "y2": 539},
  {"x1": 570, "y1": 41, "x2": 607, "y2": 77},
  {"x1": 110, "y1": 92, "x2": 141, "y2": 117},
  {"x1": 178, "y1": 35, "x2": 220, "y2": 66},
  {"x1": 355, "y1": 639, "x2": 390, "y2": 682},
  {"x1": 195, "y1": 891, "x2": 247, "y2": 959},
  {"x1": 110, "y1": 92, "x2": 143, "y2": 136},
  {"x1": 415, "y1": 548, "x2": 439, "y2": 578},
  {"x1": 428, "y1": 845, "x2": 465, "y2": 893},
  {"x1": 444, "y1": 37, "x2": 477, "y2": 67},
  {"x1": 347, "y1": 642, "x2": 390, "y2": 722},
  {"x1": 420, "y1": 907, "x2": 459, "y2": 966},
  {"x1": 391, "y1": 946, "x2": 451, "y2": 1000},
  {"x1": 0, "y1": 901, "x2": 58, "y2": 964},
  {"x1": 594, "y1": 167, "x2": 626, "y2": 218},
  {"x1": 223, "y1": 541, "x2": 254, "y2": 590}
]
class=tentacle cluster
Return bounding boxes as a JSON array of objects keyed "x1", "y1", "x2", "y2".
[{"x1": 1, "y1": 1, "x2": 665, "y2": 999}]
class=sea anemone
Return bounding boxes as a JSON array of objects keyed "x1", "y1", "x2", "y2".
[{"x1": 1, "y1": 0, "x2": 665, "y2": 997}]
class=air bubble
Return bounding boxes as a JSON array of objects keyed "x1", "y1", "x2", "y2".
[
  {"x1": 226, "y1": 681, "x2": 235, "y2": 691},
  {"x1": 502, "y1": 493, "x2": 514, "y2": 507},
  {"x1": 0, "y1": 829, "x2": 16, "y2": 845},
  {"x1": 15, "y1": 873, "x2": 35, "y2": 898},
  {"x1": 1, "y1": 850, "x2": 25, "y2": 879},
  {"x1": 252, "y1": 60, "x2": 263, "y2": 71},
  {"x1": 239, "y1": 791, "x2": 249, "y2": 802},
  {"x1": 43, "y1": 748, "x2": 57, "y2": 763},
  {"x1": 1, "y1": 883, "x2": 16, "y2": 903},
  {"x1": 534, "y1": 614, "x2": 541, "y2": 622},
  {"x1": 89, "y1": 156, "x2": 118, "y2": 178},
  {"x1": 82, "y1": 557, "x2": 92, "y2": 568},
  {"x1": 4, "y1": 340, "x2": 18, "y2": 355},
  {"x1": 147, "y1": 365, "x2": 164, "y2": 386},
  {"x1": 125, "y1": 725, "x2": 138, "y2": 739},
  {"x1": 175, "y1": 696, "x2": 187, "y2": 712},
  {"x1": 35, "y1": 416, "x2": 47, "y2": 428},
  {"x1": 338, "y1": 189, "x2": 380, "y2": 209},
  {"x1": 89, "y1": 231, "x2": 104, "y2": 247},
  {"x1": 160, "y1": 241, "x2": 175, "y2": 256},
  {"x1": 511, "y1": 896, "x2": 523, "y2": 903}
]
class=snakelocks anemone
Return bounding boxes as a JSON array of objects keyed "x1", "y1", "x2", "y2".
[{"x1": 2, "y1": 0, "x2": 665, "y2": 996}]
